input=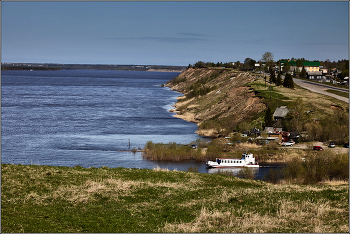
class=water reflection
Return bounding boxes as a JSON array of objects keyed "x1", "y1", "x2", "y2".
[{"x1": 207, "y1": 167, "x2": 260, "y2": 177}]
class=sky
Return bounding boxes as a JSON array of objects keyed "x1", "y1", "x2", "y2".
[{"x1": 1, "y1": 1, "x2": 349, "y2": 66}]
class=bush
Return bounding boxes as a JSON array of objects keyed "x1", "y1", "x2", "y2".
[
  {"x1": 205, "y1": 139, "x2": 224, "y2": 161},
  {"x1": 283, "y1": 151, "x2": 349, "y2": 184},
  {"x1": 264, "y1": 168, "x2": 284, "y2": 184},
  {"x1": 143, "y1": 141, "x2": 205, "y2": 161}
]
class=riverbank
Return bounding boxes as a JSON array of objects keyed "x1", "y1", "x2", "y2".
[
  {"x1": 166, "y1": 68, "x2": 266, "y2": 138},
  {"x1": 166, "y1": 68, "x2": 349, "y2": 140},
  {"x1": 2, "y1": 164, "x2": 348, "y2": 233}
]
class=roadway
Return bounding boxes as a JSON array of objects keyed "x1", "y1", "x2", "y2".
[{"x1": 292, "y1": 78, "x2": 349, "y2": 103}]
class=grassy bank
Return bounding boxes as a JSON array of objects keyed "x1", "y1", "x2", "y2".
[
  {"x1": 326, "y1": 89, "x2": 349, "y2": 98},
  {"x1": 2, "y1": 164, "x2": 349, "y2": 233}
]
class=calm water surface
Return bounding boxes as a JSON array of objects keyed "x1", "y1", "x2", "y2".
[{"x1": 1, "y1": 69, "x2": 276, "y2": 179}]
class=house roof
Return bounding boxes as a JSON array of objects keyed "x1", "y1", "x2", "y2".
[
  {"x1": 281, "y1": 61, "x2": 320, "y2": 67},
  {"x1": 273, "y1": 106, "x2": 289, "y2": 118},
  {"x1": 307, "y1": 71, "x2": 323, "y2": 75},
  {"x1": 302, "y1": 62, "x2": 320, "y2": 67}
]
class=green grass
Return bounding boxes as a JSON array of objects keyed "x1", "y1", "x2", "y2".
[
  {"x1": 325, "y1": 89, "x2": 349, "y2": 98},
  {"x1": 2, "y1": 164, "x2": 349, "y2": 233},
  {"x1": 247, "y1": 81, "x2": 290, "y2": 110}
]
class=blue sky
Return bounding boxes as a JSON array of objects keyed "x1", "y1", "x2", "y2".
[{"x1": 1, "y1": 1, "x2": 349, "y2": 66}]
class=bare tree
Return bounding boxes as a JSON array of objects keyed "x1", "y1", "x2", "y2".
[{"x1": 261, "y1": 52, "x2": 274, "y2": 69}]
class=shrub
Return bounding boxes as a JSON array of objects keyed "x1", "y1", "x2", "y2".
[
  {"x1": 143, "y1": 141, "x2": 205, "y2": 161},
  {"x1": 283, "y1": 151, "x2": 349, "y2": 184}
]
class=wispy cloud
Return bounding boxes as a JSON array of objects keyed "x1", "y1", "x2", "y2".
[
  {"x1": 103, "y1": 36, "x2": 209, "y2": 43},
  {"x1": 178, "y1": 33, "x2": 207, "y2": 37}
]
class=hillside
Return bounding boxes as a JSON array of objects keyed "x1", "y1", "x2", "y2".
[
  {"x1": 166, "y1": 68, "x2": 266, "y2": 137},
  {"x1": 166, "y1": 68, "x2": 349, "y2": 143}
]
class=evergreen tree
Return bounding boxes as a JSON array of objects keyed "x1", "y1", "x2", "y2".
[
  {"x1": 270, "y1": 70, "x2": 276, "y2": 84},
  {"x1": 264, "y1": 106, "x2": 274, "y2": 128},
  {"x1": 282, "y1": 61, "x2": 290, "y2": 73},
  {"x1": 300, "y1": 66, "x2": 306, "y2": 78},
  {"x1": 276, "y1": 72, "x2": 282, "y2": 86},
  {"x1": 283, "y1": 73, "x2": 294, "y2": 88}
]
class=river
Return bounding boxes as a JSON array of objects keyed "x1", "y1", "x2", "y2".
[{"x1": 1, "y1": 69, "x2": 280, "y2": 180}]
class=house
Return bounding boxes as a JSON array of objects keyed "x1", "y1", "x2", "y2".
[
  {"x1": 280, "y1": 61, "x2": 320, "y2": 73},
  {"x1": 307, "y1": 71, "x2": 323, "y2": 79},
  {"x1": 264, "y1": 127, "x2": 274, "y2": 134},
  {"x1": 319, "y1": 67, "x2": 329, "y2": 75},
  {"x1": 273, "y1": 106, "x2": 289, "y2": 122},
  {"x1": 302, "y1": 62, "x2": 320, "y2": 72}
]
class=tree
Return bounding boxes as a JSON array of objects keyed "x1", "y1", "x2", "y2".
[
  {"x1": 296, "y1": 59, "x2": 303, "y2": 68},
  {"x1": 243, "y1": 58, "x2": 252, "y2": 71},
  {"x1": 269, "y1": 67, "x2": 276, "y2": 84},
  {"x1": 261, "y1": 52, "x2": 274, "y2": 69},
  {"x1": 282, "y1": 97, "x2": 308, "y2": 133},
  {"x1": 341, "y1": 60, "x2": 349, "y2": 78},
  {"x1": 249, "y1": 59, "x2": 256, "y2": 70},
  {"x1": 235, "y1": 61, "x2": 240, "y2": 69},
  {"x1": 263, "y1": 106, "x2": 274, "y2": 128},
  {"x1": 282, "y1": 61, "x2": 290, "y2": 73},
  {"x1": 283, "y1": 73, "x2": 294, "y2": 88},
  {"x1": 300, "y1": 66, "x2": 306, "y2": 78},
  {"x1": 276, "y1": 71, "x2": 282, "y2": 86},
  {"x1": 194, "y1": 61, "x2": 206, "y2": 68}
]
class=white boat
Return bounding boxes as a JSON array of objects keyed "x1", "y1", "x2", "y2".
[{"x1": 206, "y1": 153, "x2": 259, "y2": 168}]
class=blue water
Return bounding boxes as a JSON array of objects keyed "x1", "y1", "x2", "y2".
[{"x1": 1, "y1": 69, "x2": 276, "y2": 179}]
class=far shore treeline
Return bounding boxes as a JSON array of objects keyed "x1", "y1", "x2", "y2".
[{"x1": 1, "y1": 63, "x2": 186, "y2": 72}]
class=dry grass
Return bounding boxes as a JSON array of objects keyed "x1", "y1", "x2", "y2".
[
  {"x1": 2, "y1": 164, "x2": 348, "y2": 233},
  {"x1": 162, "y1": 187, "x2": 349, "y2": 233},
  {"x1": 318, "y1": 179, "x2": 349, "y2": 186},
  {"x1": 235, "y1": 142, "x2": 261, "y2": 149}
]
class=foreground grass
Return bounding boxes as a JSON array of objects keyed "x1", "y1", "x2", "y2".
[{"x1": 2, "y1": 164, "x2": 349, "y2": 233}]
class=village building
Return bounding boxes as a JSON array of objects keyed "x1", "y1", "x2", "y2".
[{"x1": 273, "y1": 106, "x2": 289, "y2": 123}]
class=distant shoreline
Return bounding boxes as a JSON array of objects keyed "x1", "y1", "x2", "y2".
[{"x1": 1, "y1": 63, "x2": 186, "y2": 72}]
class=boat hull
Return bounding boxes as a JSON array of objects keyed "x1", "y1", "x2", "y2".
[{"x1": 207, "y1": 164, "x2": 259, "y2": 168}]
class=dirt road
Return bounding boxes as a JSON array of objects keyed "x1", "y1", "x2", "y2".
[{"x1": 282, "y1": 142, "x2": 349, "y2": 154}]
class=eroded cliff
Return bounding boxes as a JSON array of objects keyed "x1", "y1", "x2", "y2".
[{"x1": 166, "y1": 68, "x2": 266, "y2": 137}]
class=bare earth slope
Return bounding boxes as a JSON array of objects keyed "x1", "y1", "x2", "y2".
[{"x1": 166, "y1": 68, "x2": 266, "y2": 137}]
